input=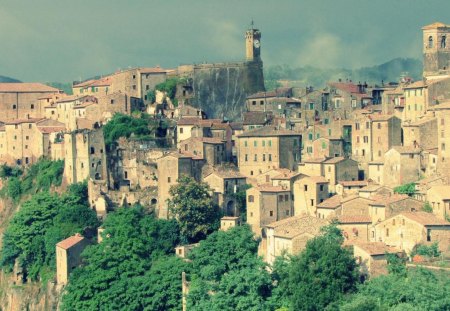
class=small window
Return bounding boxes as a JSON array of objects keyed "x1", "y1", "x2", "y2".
[
  {"x1": 168, "y1": 177, "x2": 171, "y2": 183},
  {"x1": 279, "y1": 195, "x2": 284, "y2": 202},
  {"x1": 319, "y1": 185, "x2": 324, "y2": 191},
  {"x1": 12, "y1": 104, "x2": 16, "y2": 109},
  {"x1": 179, "y1": 128, "x2": 184, "y2": 134},
  {"x1": 386, "y1": 228, "x2": 389, "y2": 237},
  {"x1": 269, "y1": 211, "x2": 273, "y2": 217},
  {"x1": 427, "y1": 229, "x2": 431, "y2": 242},
  {"x1": 248, "y1": 195, "x2": 254, "y2": 203},
  {"x1": 29, "y1": 124, "x2": 32, "y2": 129},
  {"x1": 310, "y1": 199, "x2": 314, "y2": 206},
  {"x1": 392, "y1": 219, "x2": 396, "y2": 225},
  {"x1": 254, "y1": 154, "x2": 257, "y2": 161},
  {"x1": 31, "y1": 104, "x2": 34, "y2": 109},
  {"x1": 111, "y1": 99, "x2": 115, "y2": 104},
  {"x1": 428, "y1": 36, "x2": 434, "y2": 48},
  {"x1": 132, "y1": 74, "x2": 136, "y2": 79},
  {"x1": 304, "y1": 185, "x2": 308, "y2": 191}
]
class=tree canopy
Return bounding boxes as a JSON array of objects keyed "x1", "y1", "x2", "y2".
[{"x1": 168, "y1": 175, "x2": 220, "y2": 243}]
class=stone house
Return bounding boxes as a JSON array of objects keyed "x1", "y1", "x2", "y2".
[
  {"x1": 413, "y1": 175, "x2": 447, "y2": 201},
  {"x1": 175, "y1": 118, "x2": 222, "y2": 146},
  {"x1": 298, "y1": 157, "x2": 326, "y2": 176},
  {"x1": 368, "y1": 194, "x2": 424, "y2": 225},
  {"x1": 358, "y1": 184, "x2": 393, "y2": 199},
  {"x1": 63, "y1": 128, "x2": 107, "y2": 185},
  {"x1": 337, "y1": 215, "x2": 372, "y2": 243},
  {"x1": 339, "y1": 195, "x2": 373, "y2": 218},
  {"x1": 265, "y1": 215, "x2": 328, "y2": 264},
  {"x1": 220, "y1": 216, "x2": 241, "y2": 231},
  {"x1": 0, "y1": 83, "x2": 61, "y2": 121},
  {"x1": 312, "y1": 137, "x2": 344, "y2": 158},
  {"x1": 335, "y1": 180, "x2": 369, "y2": 196},
  {"x1": 402, "y1": 81, "x2": 428, "y2": 123},
  {"x1": 374, "y1": 211, "x2": 450, "y2": 254},
  {"x1": 323, "y1": 157, "x2": 359, "y2": 193},
  {"x1": 292, "y1": 175, "x2": 329, "y2": 216},
  {"x1": 352, "y1": 242, "x2": 402, "y2": 278},
  {"x1": 383, "y1": 146, "x2": 421, "y2": 187},
  {"x1": 242, "y1": 111, "x2": 273, "y2": 131},
  {"x1": 179, "y1": 137, "x2": 226, "y2": 166},
  {"x1": 429, "y1": 102, "x2": 450, "y2": 178},
  {"x1": 327, "y1": 82, "x2": 372, "y2": 117},
  {"x1": 246, "y1": 185, "x2": 292, "y2": 236},
  {"x1": 56, "y1": 234, "x2": 90, "y2": 285},
  {"x1": 368, "y1": 161, "x2": 384, "y2": 185},
  {"x1": 245, "y1": 88, "x2": 293, "y2": 108},
  {"x1": 237, "y1": 126, "x2": 301, "y2": 177},
  {"x1": 426, "y1": 185, "x2": 450, "y2": 220},
  {"x1": 0, "y1": 118, "x2": 65, "y2": 166},
  {"x1": 156, "y1": 152, "x2": 204, "y2": 219},
  {"x1": 316, "y1": 194, "x2": 343, "y2": 219},
  {"x1": 381, "y1": 86, "x2": 404, "y2": 117},
  {"x1": 203, "y1": 170, "x2": 247, "y2": 216},
  {"x1": 402, "y1": 116, "x2": 437, "y2": 150}
]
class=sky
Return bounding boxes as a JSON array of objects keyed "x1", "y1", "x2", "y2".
[{"x1": 1, "y1": 0, "x2": 450, "y2": 82}]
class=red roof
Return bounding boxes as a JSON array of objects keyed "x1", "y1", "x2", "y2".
[
  {"x1": 0, "y1": 83, "x2": 60, "y2": 93},
  {"x1": 337, "y1": 215, "x2": 372, "y2": 224},
  {"x1": 56, "y1": 234, "x2": 86, "y2": 250}
]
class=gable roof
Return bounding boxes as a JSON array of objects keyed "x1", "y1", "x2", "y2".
[
  {"x1": 0, "y1": 83, "x2": 60, "y2": 93},
  {"x1": 400, "y1": 211, "x2": 450, "y2": 226},
  {"x1": 56, "y1": 234, "x2": 86, "y2": 250},
  {"x1": 353, "y1": 242, "x2": 402, "y2": 256},
  {"x1": 317, "y1": 195, "x2": 343, "y2": 209},
  {"x1": 267, "y1": 215, "x2": 328, "y2": 239}
]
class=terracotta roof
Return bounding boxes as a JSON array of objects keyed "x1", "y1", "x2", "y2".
[
  {"x1": 317, "y1": 195, "x2": 343, "y2": 209},
  {"x1": 221, "y1": 216, "x2": 240, "y2": 220},
  {"x1": 328, "y1": 82, "x2": 361, "y2": 94},
  {"x1": 267, "y1": 215, "x2": 328, "y2": 239},
  {"x1": 73, "y1": 102, "x2": 96, "y2": 109},
  {"x1": 336, "y1": 215, "x2": 372, "y2": 224},
  {"x1": 37, "y1": 126, "x2": 65, "y2": 134},
  {"x1": 243, "y1": 111, "x2": 273, "y2": 126},
  {"x1": 339, "y1": 180, "x2": 368, "y2": 187},
  {"x1": 56, "y1": 234, "x2": 86, "y2": 250},
  {"x1": 400, "y1": 211, "x2": 450, "y2": 226},
  {"x1": 257, "y1": 185, "x2": 290, "y2": 192},
  {"x1": 184, "y1": 137, "x2": 224, "y2": 144},
  {"x1": 238, "y1": 126, "x2": 301, "y2": 138},
  {"x1": 272, "y1": 170, "x2": 301, "y2": 180},
  {"x1": 353, "y1": 242, "x2": 402, "y2": 256},
  {"x1": 0, "y1": 83, "x2": 60, "y2": 93},
  {"x1": 139, "y1": 67, "x2": 168, "y2": 74},
  {"x1": 422, "y1": 22, "x2": 450, "y2": 30},
  {"x1": 403, "y1": 81, "x2": 426, "y2": 89},
  {"x1": 323, "y1": 157, "x2": 346, "y2": 164},
  {"x1": 390, "y1": 146, "x2": 421, "y2": 154},
  {"x1": 73, "y1": 77, "x2": 111, "y2": 88},
  {"x1": 429, "y1": 101, "x2": 450, "y2": 111},
  {"x1": 230, "y1": 122, "x2": 243, "y2": 130},
  {"x1": 369, "y1": 193, "x2": 409, "y2": 206},
  {"x1": 5, "y1": 118, "x2": 43, "y2": 125},
  {"x1": 403, "y1": 117, "x2": 436, "y2": 127}
]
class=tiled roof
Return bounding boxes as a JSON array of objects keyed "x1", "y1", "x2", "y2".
[
  {"x1": 328, "y1": 82, "x2": 361, "y2": 94},
  {"x1": 243, "y1": 111, "x2": 273, "y2": 125},
  {"x1": 246, "y1": 87, "x2": 292, "y2": 99},
  {"x1": 400, "y1": 211, "x2": 450, "y2": 226},
  {"x1": 403, "y1": 81, "x2": 426, "y2": 89},
  {"x1": 369, "y1": 193, "x2": 409, "y2": 206},
  {"x1": 56, "y1": 234, "x2": 86, "y2": 250},
  {"x1": 272, "y1": 170, "x2": 301, "y2": 180},
  {"x1": 339, "y1": 180, "x2": 368, "y2": 187},
  {"x1": 0, "y1": 83, "x2": 60, "y2": 93},
  {"x1": 323, "y1": 157, "x2": 346, "y2": 164},
  {"x1": 257, "y1": 185, "x2": 290, "y2": 192},
  {"x1": 369, "y1": 114, "x2": 394, "y2": 122},
  {"x1": 5, "y1": 118, "x2": 44, "y2": 125},
  {"x1": 238, "y1": 126, "x2": 300, "y2": 138},
  {"x1": 184, "y1": 137, "x2": 224, "y2": 144},
  {"x1": 336, "y1": 215, "x2": 372, "y2": 224},
  {"x1": 390, "y1": 146, "x2": 421, "y2": 154},
  {"x1": 353, "y1": 242, "x2": 401, "y2": 256},
  {"x1": 303, "y1": 157, "x2": 327, "y2": 164},
  {"x1": 317, "y1": 195, "x2": 343, "y2": 209},
  {"x1": 230, "y1": 122, "x2": 243, "y2": 130},
  {"x1": 403, "y1": 117, "x2": 436, "y2": 127},
  {"x1": 37, "y1": 126, "x2": 65, "y2": 134},
  {"x1": 267, "y1": 215, "x2": 328, "y2": 239}
]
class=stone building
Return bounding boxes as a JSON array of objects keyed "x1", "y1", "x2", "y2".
[
  {"x1": 352, "y1": 242, "x2": 402, "y2": 278},
  {"x1": 0, "y1": 83, "x2": 61, "y2": 121},
  {"x1": 323, "y1": 157, "x2": 359, "y2": 193},
  {"x1": 426, "y1": 185, "x2": 450, "y2": 220},
  {"x1": 292, "y1": 176, "x2": 329, "y2": 216},
  {"x1": 327, "y1": 82, "x2": 372, "y2": 117},
  {"x1": 374, "y1": 211, "x2": 450, "y2": 254},
  {"x1": 368, "y1": 194, "x2": 424, "y2": 226},
  {"x1": 422, "y1": 22, "x2": 450, "y2": 79},
  {"x1": 265, "y1": 215, "x2": 328, "y2": 264},
  {"x1": 203, "y1": 170, "x2": 247, "y2": 216},
  {"x1": 246, "y1": 185, "x2": 292, "y2": 236},
  {"x1": 337, "y1": 215, "x2": 372, "y2": 243},
  {"x1": 237, "y1": 126, "x2": 301, "y2": 177},
  {"x1": 312, "y1": 137, "x2": 345, "y2": 158},
  {"x1": 383, "y1": 146, "x2": 421, "y2": 187},
  {"x1": 56, "y1": 234, "x2": 90, "y2": 285},
  {"x1": 63, "y1": 128, "x2": 107, "y2": 185},
  {"x1": 156, "y1": 152, "x2": 204, "y2": 219},
  {"x1": 402, "y1": 116, "x2": 437, "y2": 150},
  {"x1": 179, "y1": 137, "x2": 226, "y2": 166}
]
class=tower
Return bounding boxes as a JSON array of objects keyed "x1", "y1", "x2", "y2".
[
  {"x1": 423, "y1": 22, "x2": 450, "y2": 78},
  {"x1": 245, "y1": 21, "x2": 261, "y2": 62}
]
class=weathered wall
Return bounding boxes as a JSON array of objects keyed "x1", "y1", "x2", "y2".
[{"x1": 180, "y1": 61, "x2": 265, "y2": 120}]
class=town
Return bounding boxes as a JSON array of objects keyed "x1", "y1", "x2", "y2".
[{"x1": 0, "y1": 20, "x2": 449, "y2": 310}]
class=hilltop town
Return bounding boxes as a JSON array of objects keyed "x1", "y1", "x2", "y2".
[{"x1": 0, "y1": 22, "x2": 449, "y2": 310}]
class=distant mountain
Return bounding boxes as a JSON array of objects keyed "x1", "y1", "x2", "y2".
[
  {"x1": 265, "y1": 58, "x2": 423, "y2": 89},
  {"x1": 0, "y1": 75, "x2": 21, "y2": 83}
]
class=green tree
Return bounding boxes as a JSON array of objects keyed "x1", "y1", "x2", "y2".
[
  {"x1": 187, "y1": 225, "x2": 273, "y2": 310},
  {"x1": 393, "y1": 182, "x2": 416, "y2": 196},
  {"x1": 168, "y1": 175, "x2": 220, "y2": 243},
  {"x1": 281, "y1": 224, "x2": 359, "y2": 311},
  {"x1": 61, "y1": 207, "x2": 182, "y2": 310},
  {"x1": 103, "y1": 113, "x2": 153, "y2": 145}
]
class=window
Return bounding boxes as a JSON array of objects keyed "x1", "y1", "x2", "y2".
[
  {"x1": 268, "y1": 154, "x2": 272, "y2": 161},
  {"x1": 386, "y1": 228, "x2": 389, "y2": 237},
  {"x1": 310, "y1": 199, "x2": 314, "y2": 206},
  {"x1": 132, "y1": 74, "x2": 136, "y2": 79},
  {"x1": 132, "y1": 85, "x2": 136, "y2": 90},
  {"x1": 428, "y1": 36, "x2": 434, "y2": 48},
  {"x1": 254, "y1": 141, "x2": 257, "y2": 147},
  {"x1": 168, "y1": 177, "x2": 171, "y2": 183},
  {"x1": 25, "y1": 145, "x2": 28, "y2": 149},
  {"x1": 179, "y1": 128, "x2": 184, "y2": 134},
  {"x1": 12, "y1": 104, "x2": 16, "y2": 109},
  {"x1": 442, "y1": 143, "x2": 446, "y2": 151},
  {"x1": 378, "y1": 150, "x2": 382, "y2": 157},
  {"x1": 245, "y1": 154, "x2": 248, "y2": 162},
  {"x1": 284, "y1": 194, "x2": 289, "y2": 201},
  {"x1": 262, "y1": 140, "x2": 265, "y2": 147},
  {"x1": 357, "y1": 136, "x2": 360, "y2": 143},
  {"x1": 441, "y1": 35, "x2": 446, "y2": 48},
  {"x1": 355, "y1": 123, "x2": 360, "y2": 130},
  {"x1": 146, "y1": 85, "x2": 149, "y2": 90},
  {"x1": 25, "y1": 157, "x2": 29, "y2": 164},
  {"x1": 254, "y1": 154, "x2": 257, "y2": 161},
  {"x1": 263, "y1": 154, "x2": 266, "y2": 161},
  {"x1": 244, "y1": 141, "x2": 248, "y2": 147},
  {"x1": 260, "y1": 100, "x2": 264, "y2": 105},
  {"x1": 90, "y1": 147, "x2": 95, "y2": 154},
  {"x1": 363, "y1": 136, "x2": 368, "y2": 143},
  {"x1": 29, "y1": 124, "x2": 32, "y2": 129},
  {"x1": 377, "y1": 123, "x2": 381, "y2": 129},
  {"x1": 442, "y1": 118, "x2": 445, "y2": 126},
  {"x1": 308, "y1": 133, "x2": 313, "y2": 141},
  {"x1": 304, "y1": 185, "x2": 308, "y2": 191},
  {"x1": 309, "y1": 103, "x2": 314, "y2": 110},
  {"x1": 366, "y1": 122, "x2": 370, "y2": 129},
  {"x1": 427, "y1": 229, "x2": 431, "y2": 241},
  {"x1": 320, "y1": 185, "x2": 324, "y2": 191},
  {"x1": 248, "y1": 195, "x2": 254, "y2": 202},
  {"x1": 250, "y1": 170, "x2": 254, "y2": 175},
  {"x1": 268, "y1": 140, "x2": 272, "y2": 147},
  {"x1": 362, "y1": 149, "x2": 365, "y2": 156},
  {"x1": 269, "y1": 211, "x2": 274, "y2": 217},
  {"x1": 252, "y1": 101, "x2": 256, "y2": 105},
  {"x1": 279, "y1": 195, "x2": 284, "y2": 202},
  {"x1": 31, "y1": 104, "x2": 34, "y2": 109},
  {"x1": 286, "y1": 210, "x2": 290, "y2": 216}
]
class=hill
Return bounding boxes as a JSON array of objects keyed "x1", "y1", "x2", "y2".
[
  {"x1": 0, "y1": 75, "x2": 21, "y2": 83},
  {"x1": 265, "y1": 58, "x2": 423, "y2": 89}
]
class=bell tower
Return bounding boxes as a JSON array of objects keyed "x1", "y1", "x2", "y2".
[
  {"x1": 245, "y1": 21, "x2": 261, "y2": 62},
  {"x1": 423, "y1": 22, "x2": 450, "y2": 78}
]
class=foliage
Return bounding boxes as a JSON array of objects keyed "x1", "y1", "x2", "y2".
[
  {"x1": 231, "y1": 184, "x2": 252, "y2": 221},
  {"x1": 277, "y1": 224, "x2": 359, "y2": 310},
  {"x1": 168, "y1": 175, "x2": 220, "y2": 243},
  {"x1": 0, "y1": 185, "x2": 99, "y2": 280},
  {"x1": 386, "y1": 253, "x2": 407, "y2": 277},
  {"x1": 61, "y1": 206, "x2": 183, "y2": 311},
  {"x1": 393, "y1": 182, "x2": 416, "y2": 196},
  {"x1": 103, "y1": 113, "x2": 153, "y2": 145},
  {"x1": 422, "y1": 202, "x2": 433, "y2": 213},
  {"x1": 187, "y1": 225, "x2": 273, "y2": 310},
  {"x1": 155, "y1": 77, "x2": 185, "y2": 100},
  {"x1": 339, "y1": 268, "x2": 450, "y2": 311},
  {"x1": 412, "y1": 242, "x2": 441, "y2": 258},
  {"x1": 146, "y1": 90, "x2": 156, "y2": 103},
  {"x1": 0, "y1": 164, "x2": 22, "y2": 178},
  {"x1": 264, "y1": 79, "x2": 282, "y2": 91}
]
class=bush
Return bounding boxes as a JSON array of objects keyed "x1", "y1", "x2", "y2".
[
  {"x1": 103, "y1": 113, "x2": 153, "y2": 145},
  {"x1": 423, "y1": 202, "x2": 433, "y2": 213},
  {"x1": 413, "y1": 242, "x2": 441, "y2": 258},
  {"x1": 393, "y1": 182, "x2": 415, "y2": 196}
]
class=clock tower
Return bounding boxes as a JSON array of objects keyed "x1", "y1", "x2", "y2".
[{"x1": 245, "y1": 21, "x2": 261, "y2": 62}]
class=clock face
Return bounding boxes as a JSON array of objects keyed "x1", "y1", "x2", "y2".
[{"x1": 253, "y1": 39, "x2": 260, "y2": 49}]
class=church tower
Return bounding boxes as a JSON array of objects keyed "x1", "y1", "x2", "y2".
[
  {"x1": 245, "y1": 21, "x2": 261, "y2": 62},
  {"x1": 423, "y1": 22, "x2": 450, "y2": 79}
]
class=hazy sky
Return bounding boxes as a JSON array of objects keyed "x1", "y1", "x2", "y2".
[{"x1": 1, "y1": 0, "x2": 449, "y2": 82}]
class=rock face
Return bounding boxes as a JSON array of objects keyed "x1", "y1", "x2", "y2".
[{"x1": 178, "y1": 60, "x2": 265, "y2": 120}]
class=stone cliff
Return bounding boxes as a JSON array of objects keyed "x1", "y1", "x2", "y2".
[{"x1": 178, "y1": 60, "x2": 265, "y2": 120}]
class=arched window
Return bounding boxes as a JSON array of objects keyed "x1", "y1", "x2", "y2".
[
  {"x1": 441, "y1": 35, "x2": 446, "y2": 48},
  {"x1": 429, "y1": 36, "x2": 434, "y2": 48}
]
